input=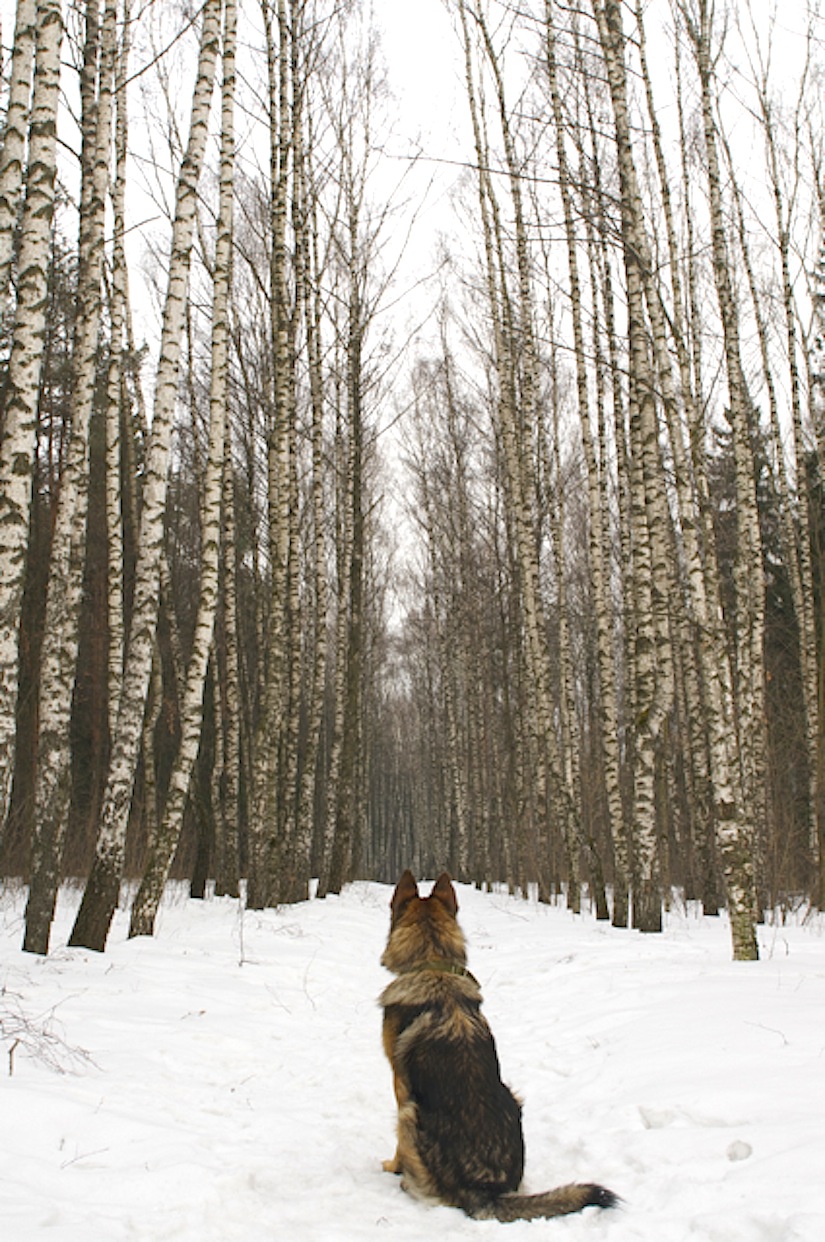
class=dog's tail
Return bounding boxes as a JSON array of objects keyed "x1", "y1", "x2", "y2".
[{"x1": 469, "y1": 1182, "x2": 618, "y2": 1222}]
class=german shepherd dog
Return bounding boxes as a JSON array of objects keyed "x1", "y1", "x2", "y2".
[{"x1": 379, "y1": 871, "x2": 618, "y2": 1222}]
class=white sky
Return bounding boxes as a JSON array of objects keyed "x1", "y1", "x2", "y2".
[
  {"x1": 372, "y1": 0, "x2": 471, "y2": 299},
  {"x1": 375, "y1": 0, "x2": 465, "y2": 159}
]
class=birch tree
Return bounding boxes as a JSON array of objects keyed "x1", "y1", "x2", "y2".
[
  {"x1": 680, "y1": 0, "x2": 761, "y2": 958},
  {"x1": 321, "y1": 137, "x2": 369, "y2": 896},
  {"x1": 0, "y1": 0, "x2": 62, "y2": 832},
  {"x1": 543, "y1": 2, "x2": 624, "y2": 921},
  {"x1": 291, "y1": 91, "x2": 328, "y2": 898},
  {"x1": 103, "y1": 0, "x2": 132, "y2": 736},
  {"x1": 744, "y1": 1, "x2": 822, "y2": 896},
  {"x1": 245, "y1": 0, "x2": 296, "y2": 911},
  {"x1": 456, "y1": 0, "x2": 584, "y2": 898},
  {"x1": 0, "y1": 0, "x2": 36, "y2": 307},
  {"x1": 23, "y1": 0, "x2": 118, "y2": 955},
  {"x1": 129, "y1": 0, "x2": 236, "y2": 938},
  {"x1": 584, "y1": 0, "x2": 671, "y2": 930},
  {"x1": 213, "y1": 417, "x2": 241, "y2": 898},
  {"x1": 69, "y1": 0, "x2": 222, "y2": 952},
  {"x1": 316, "y1": 12, "x2": 393, "y2": 896}
]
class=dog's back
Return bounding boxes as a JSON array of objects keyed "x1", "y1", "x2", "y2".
[
  {"x1": 381, "y1": 959, "x2": 525, "y2": 1212},
  {"x1": 379, "y1": 872, "x2": 618, "y2": 1222}
]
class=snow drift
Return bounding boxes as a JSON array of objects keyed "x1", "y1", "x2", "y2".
[{"x1": 2, "y1": 881, "x2": 824, "y2": 1240}]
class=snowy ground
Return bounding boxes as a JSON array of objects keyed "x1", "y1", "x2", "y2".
[{"x1": 2, "y1": 880, "x2": 825, "y2": 1241}]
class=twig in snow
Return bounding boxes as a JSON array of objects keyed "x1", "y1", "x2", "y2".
[{"x1": 1, "y1": 986, "x2": 95, "y2": 1076}]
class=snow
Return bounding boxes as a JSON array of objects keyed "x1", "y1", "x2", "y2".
[{"x1": 2, "y1": 881, "x2": 825, "y2": 1241}]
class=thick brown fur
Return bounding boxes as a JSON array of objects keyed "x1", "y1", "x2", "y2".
[{"x1": 379, "y1": 871, "x2": 618, "y2": 1222}]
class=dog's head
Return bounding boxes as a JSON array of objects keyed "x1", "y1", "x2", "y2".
[
  {"x1": 389, "y1": 870, "x2": 458, "y2": 927},
  {"x1": 381, "y1": 871, "x2": 465, "y2": 973}
]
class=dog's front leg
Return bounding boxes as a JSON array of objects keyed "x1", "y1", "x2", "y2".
[
  {"x1": 383, "y1": 1066, "x2": 406, "y2": 1173},
  {"x1": 382, "y1": 1012, "x2": 410, "y2": 1174}
]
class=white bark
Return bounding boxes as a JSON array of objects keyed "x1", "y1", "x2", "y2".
[
  {"x1": 0, "y1": 0, "x2": 62, "y2": 830},
  {"x1": 104, "y1": 0, "x2": 132, "y2": 732},
  {"x1": 593, "y1": 0, "x2": 672, "y2": 932},
  {"x1": 69, "y1": 0, "x2": 222, "y2": 951},
  {"x1": 23, "y1": 0, "x2": 117, "y2": 956},
  {"x1": 293, "y1": 98, "x2": 328, "y2": 893},
  {"x1": 247, "y1": 0, "x2": 293, "y2": 909},
  {"x1": 545, "y1": 4, "x2": 620, "y2": 915},
  {"x1": 316, "y1": 388, "x2": 353, "y2": 897},
  {"x1": 0, "y1": 0, "x2": 37, "y2": 306},
  {"x1": 459, "y1": 0, "x2": 578, "y2": 892},
  {"x1": 690, "y1": 0, "x2": 761, "y2": 960},
  {"x1": 762, "y1": 88, "x2": 820, "y2": 875},
  {"x1": 214, "y1": 420, "x2": 241, "y2": 898},
  {"x1": 129, "y1": 0, "x2": 237, "y2": 938}
]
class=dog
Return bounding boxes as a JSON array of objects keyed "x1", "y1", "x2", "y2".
[{"x1": 379, "y1": 870, "x2": 618, "y2": 1221}]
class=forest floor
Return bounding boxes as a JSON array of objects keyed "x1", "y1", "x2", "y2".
[{"x1": 1, "y1": 878, "x2": 824, "y2": 1240}]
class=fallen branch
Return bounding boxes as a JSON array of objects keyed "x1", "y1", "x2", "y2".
[{"x1": 1, "y1": 986, "x2": 94, "y2": 1076}]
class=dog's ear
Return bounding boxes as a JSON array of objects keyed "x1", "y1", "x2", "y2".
[
  {"x1": 430, "y1": 872, "x2": 458, "y2": 917},
  {"x1": 390, "y1": 870, "x2": 419, "y2": 923}
]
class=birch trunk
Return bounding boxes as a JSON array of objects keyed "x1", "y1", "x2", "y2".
[
  {"x1": 459, "y1": 0, "x2": 578, "y2": 894},
  {"x1": 545, "y1": 5, "x2": 620, "y2": 917},
  {"x1": 293, "y1": 115, "x2": 328, "y2": 893},
  {"x1": 688, "y1": 0, "x2": 760, "y2": 959},
  {"x1": 636, "y1": 1, "x2": 719, "y2": 907},
  {"x1": 316, "y1": 391, "x2": 353, "y2": 897},
  {"x1": 318, "y1": 21, "x2": 385, "y2": 896},
  {"x1": 759, "y1": 85, "x2": 821, "y2": 882},
  {"x1": 485, "y1": 9, "x2": 582, "y2": 886},
  {"x1": 594, "y1": 0, "x2": 673, "y2": 932},
  {"x1": 104, "y1": 0, "x2": 132, "y2": 732},
  {"x1": 326, "y1": 270, "x2": 365, "y2": 895},
  {"x1": 420, "y1": 449, "x2": 468, "y2": 876},
  {"x1": 442, "y1": 349, "x2": 476, "y2": 878},
  {"x1": 129, "y1": 0, "x2": 236, "y2": 938},
  {"x1": 675, "y1": 29, "x2": 724, "y2": 912},
  {"x1": 23, "y1": 0, "x2": 117, "y2": 955},
  {"x1": 69, "y1": 0, "x2": 222, "y2": 952},
  {"x1": 275, "y1": 127, "x2": 304, "y2": 902},
  {"x1": 599, "y1": 203, "x2": 635, "y2": 926},
  {"x1": 0, "y1": 0, "x2": 62, "y2": 831},
  {"x1": 0, "y1": 0, "x2": 37, "y2": 307},
  {"x1": 812, "y1": 205, "x2": 825, "y2": 906},
  {"x1": 246, "y1": 0, "x2": 294, "y2": 910},
  {"x1": 214, "y1": 423, "x2": 241, "y2": 898}
]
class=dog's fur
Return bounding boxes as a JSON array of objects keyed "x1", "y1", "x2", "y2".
[{"x1": 379, "y1": 871, "x2": 617, "y2": 1222}]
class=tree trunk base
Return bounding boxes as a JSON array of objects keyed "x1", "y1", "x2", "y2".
[
  {"x1": 633, "y1": 885, "x2": 663, "y2": 933},
  {"x1": 728, "y1": 906, "x2": 759, "y2": 961},
  {"x1": 612, "y1": 886, "x2": 629, "y2": 928},
  {"x1": 23, "y1": 855, "x2": 60, "y2": 956},
  {"x1": 68, "y1": 854, "x2": 120, "y2": 951}
]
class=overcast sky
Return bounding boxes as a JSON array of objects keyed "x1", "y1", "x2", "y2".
[{"x1": 375, "y1": 0, "x2": 465, "y2": 161}]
